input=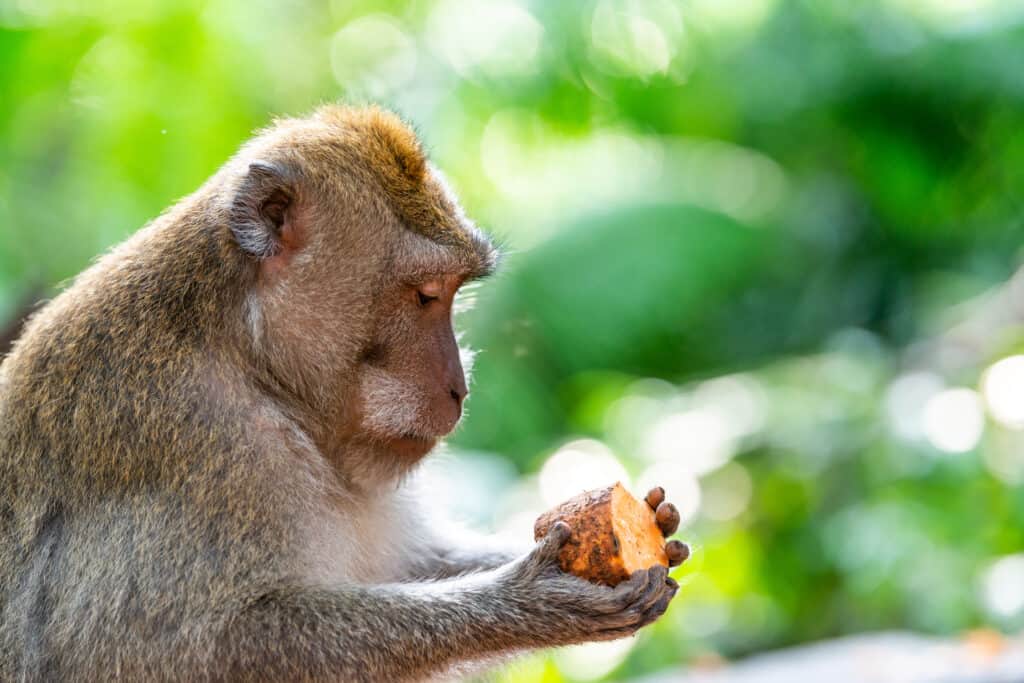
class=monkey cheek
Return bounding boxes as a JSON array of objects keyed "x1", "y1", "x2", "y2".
[{"x1": 355, "y1": 372, "x2": 459, "y2": 446}]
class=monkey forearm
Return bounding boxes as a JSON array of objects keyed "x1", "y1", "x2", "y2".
[
  {"x1": 402, "y1": 536, "x2": 521, "y2": 580},
  {"x1": 396, "y1": 513, "x2": 522, "y2": 580},
  {"x1": 217, "y1": 574, "x2": 531, "y2": 681},
  {"x1": 407, "y1": 544, "x2": 518, "y2": 580}
]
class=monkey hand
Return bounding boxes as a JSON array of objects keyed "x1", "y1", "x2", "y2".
[
  {"x1": 644, "y1": 486, "x2": 690, "y2": 567},
  {"x1": 497, "y1": 522, "x2": 679, "y2": 646}
]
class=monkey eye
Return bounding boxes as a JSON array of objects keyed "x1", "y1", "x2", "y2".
[
  {"x1": 416, "y1": 280, "x2": 444, "y2": 307},
  {"x1": 416, "y1": 290, "x2": 438, "y2": 307}
]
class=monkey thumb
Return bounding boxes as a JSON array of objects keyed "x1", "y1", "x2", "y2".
[{"x1": 537, "y1": 521, "x2": 571, "y2": 559}]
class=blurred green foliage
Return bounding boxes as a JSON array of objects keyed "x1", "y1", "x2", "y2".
[{"x1": 3, "y1": 0, "x2": 1024, "y2": 680}]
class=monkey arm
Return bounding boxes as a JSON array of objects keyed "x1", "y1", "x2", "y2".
[
  {"x1": 213, "y1": 526, "x2": 677, "y2": 681},
  {"x1": 411, "y1": 537, "x2": 520, "y2": 580},
  {"x1": 217, "y1": 573, "x2": 531, "y2": 681},
  {"x1": 393, "y1": 499, "x2": 523, "y2": 580}
]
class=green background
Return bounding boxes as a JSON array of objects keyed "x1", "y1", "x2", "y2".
[{"x1": 3, "y1": 0, "x2": 1024, "y2": 679}]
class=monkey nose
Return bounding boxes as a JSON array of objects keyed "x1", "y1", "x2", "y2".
[{"x1": 449, "y1": 378, "x2": 468, "y2": 408}]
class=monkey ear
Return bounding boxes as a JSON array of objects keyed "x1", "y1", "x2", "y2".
[{"x1": 229, "y1": 160, "x2": 296, "y2": 259}]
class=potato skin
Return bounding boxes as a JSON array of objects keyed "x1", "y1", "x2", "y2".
[{"x1": 534, "y1": 483, "x2": 668, "y2": 587}]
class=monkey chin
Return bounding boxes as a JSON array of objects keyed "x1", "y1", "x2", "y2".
[{"x1": 385, "y1": 434, "x2": 438, "y2": 462}]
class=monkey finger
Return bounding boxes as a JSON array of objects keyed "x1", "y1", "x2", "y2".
[
  {"x1": 600, "y1": 568, "x2": 653, "y2": 614},
  {"x1": 665, "y1": 540, "x2": 690, "y2": 567},
  {"x1": 536, "y1": 521, "x2": 572, "y2": 560},
  {"x1": 632, "y1": 565, "x2": 668, "y2": 613},
  {"x1": 655, "y1": 502, "x2": 680, "y2": 536},
  {"x1": 647, "y1": 564, "x2": 670, "y2": 600},
  {"x1": 638, "y1": 569, "x2": 678, "y2": 623},
  {"x1": 610, "y1": 568, "x2": 649, "y2": 600},
  {"x1": 644, "y1": 486, "x2": 665, "y2": 511},
  {"x1": 636, "y1": 592, "x2": 674, "y2": 629},
  {"x1": 606, "y1": 567, "x2": 672, "y2": 630}
]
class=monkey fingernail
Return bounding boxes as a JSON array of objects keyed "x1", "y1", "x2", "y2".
[
  {"x1": 665, "y1": 540, "x2": 689, "y2": 567},
  {"x1": 655, "y1": 502, "x2": 680, "y2": 536},
  {"x1": 644, "y1": 486, "x2": 665, "y2": 510}
]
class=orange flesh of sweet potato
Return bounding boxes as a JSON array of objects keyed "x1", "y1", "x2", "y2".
[{"x1": 533, "y1": 482, "x2": 668, "y2": 587}]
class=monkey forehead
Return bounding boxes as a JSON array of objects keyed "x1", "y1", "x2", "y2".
[
  {"x1": 246, "y1": 105, "x2": 498, "y2": 274},
  {"x1": 315, "y1": 108, "x2": 486, "y2": 247},
  {"x1": 422, "y1": 164, "x2": 499, "y2": 278},
  {"x1": 313, "y1": 104, "x2": 427, "y2": 182},
  {"x1": 236, "y1": 105, "x2": 499, "y2": 274}
]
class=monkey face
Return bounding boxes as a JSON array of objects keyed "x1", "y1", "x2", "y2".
[
  {"x1": 340, "y1": 169, "x2": 496, "y2": 462},
  {"x1": 227, "y1": 106, "x2": 497, "y2": 467},
  {"x1": 298, "y1": 169, "x2": 494, "y2": 464},
  {"x1": 351, "y1": 268, "x2": 471, "y2": 459}
]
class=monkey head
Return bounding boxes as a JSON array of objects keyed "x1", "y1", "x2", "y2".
[{"x1": 223, "y1": 106, "x2": 497, "y2": 470}]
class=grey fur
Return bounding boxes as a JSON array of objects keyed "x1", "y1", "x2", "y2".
[{"x1": 0, "y1": 106, "x2": 678, "y2": 682}]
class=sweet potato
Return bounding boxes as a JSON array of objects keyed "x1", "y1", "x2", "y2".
[{"x1": 534, "y1": 482, "x2": 668, "y2": 587}]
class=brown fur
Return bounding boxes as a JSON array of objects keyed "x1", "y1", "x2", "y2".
[{"x1": 0, "y1": 105, "x2": 678, "y2": 682}]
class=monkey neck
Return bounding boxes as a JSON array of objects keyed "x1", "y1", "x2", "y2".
[
  {"x1": 75, "y1": 200, "x2": 253, "y2": 347},
  {"x1": 301, "y1": 406, "x2": 428, "y2": 495},
  {"x1": 0, "y1": 199, "x2": 258, "y2": 496}
]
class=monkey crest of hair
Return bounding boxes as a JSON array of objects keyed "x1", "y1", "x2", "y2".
[{"x1": 0, "y1": 105, "x2": 682, "y2": 683}]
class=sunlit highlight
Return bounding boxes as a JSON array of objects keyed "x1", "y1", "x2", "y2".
[
  {"x1": 981, "y1": 355, "x2": 1024, "y2": 429},
  {"x1": 922, "y1": 388, "x2": 984, "y2": 453},
  {"x1": 330, "y1": 15, "x2": 417, "y2": 99},
  {"x1": 644, "y1": 408, "x2": 735, "y2": 475},
  {"x1": 539, "y1": 439, "x2": 630, "y2": 508},
  {"x1": 427, "y1": 0, "x2": 542, "y2": 78},
  {"x1": 884, "y1": 371, "x2": 944, "y2": 441},
  {"x1": 981, "y1": 554, "x2": 1024, "y2": 621}
]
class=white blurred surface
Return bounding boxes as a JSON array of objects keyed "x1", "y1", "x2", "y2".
[{"x1": 635, "y1": 631, "x2": 1024, "y2": 683}]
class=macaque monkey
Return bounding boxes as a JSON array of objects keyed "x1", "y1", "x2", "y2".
[{"x1": 0, "y1": 105, "x2": 686, "y2": 682}]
